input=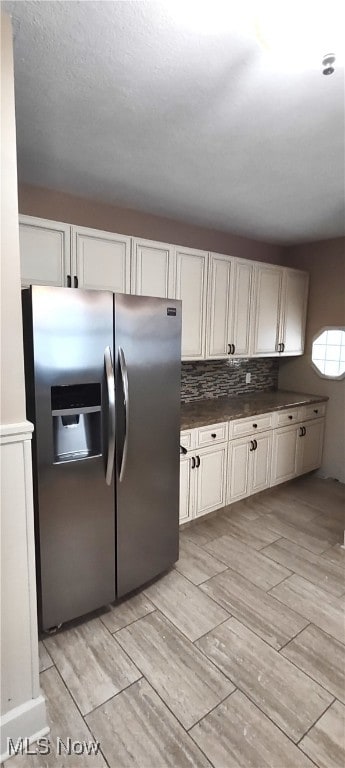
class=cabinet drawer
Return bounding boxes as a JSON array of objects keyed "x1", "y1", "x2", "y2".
[
  {"x1": 272, "y1": 408, "x2": 301, "y2": 428},
  {"x1": 180, "y1": 429, "x2": 195, "y2": 451},
  {"x1": 301, "y1": 403, "x2": 326, "y2": 421},
  {"x1": 229, "y1": 412, "x2": 272, "y2": 439},
  {"x1": 196, "y1": 422, "x2": 228, "y2": 447}
]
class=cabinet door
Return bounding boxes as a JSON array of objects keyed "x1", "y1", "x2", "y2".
[
  {"x1": 206, "y1": 254, "x2": 233, "y2": 358},
  {"x1": 280, "y1": 269, "x2": 309, "y2": 355},
  {"x1": 227, "y1": 437, "x2": 250, "y2": 503},
  {"x1": 250, "y1": 430, "x2": 272, "y2": 494},
  {"x1": 231, "y1": 259, "x2": 253, "y2": 356},
  {"x1": 179, "y1": 456, "x2": 193, "y2": 523},
  {"x1": 195, "y1": 445, "x2": 227, "y2": 518},
  {"x1": 271, "y1": 425, "x2": 298, "y2": 486},
  {"x1": 72, "y1": 226, "x2": 131, "y2": 292},
  {"x1": 132, "y1": 238, "x2": 175, "y2": 299},
  {"x1": 252, "y1": 265, "x2": 282, "y2": 356},
  {"x1": 19, "y1": 215, "x2": 70, "y2": 287},
  {"x1": 175, "y1": 248, "x2": 208, "y2": 360},
  {"x1": 296, "y1": 419, "x2": 324, "y2": 475}
]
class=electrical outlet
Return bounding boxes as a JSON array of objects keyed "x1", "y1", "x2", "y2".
[{"x1": 245, "y1": 372, "x2": 251, "y2": 384}]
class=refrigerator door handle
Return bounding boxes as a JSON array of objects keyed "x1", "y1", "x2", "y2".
[
  {"x1": 104, "y1": 346, "x2": 115, "y2": 486},
  {"x1": 118, "y1": 346, "x2": 129, "y2": 482}
]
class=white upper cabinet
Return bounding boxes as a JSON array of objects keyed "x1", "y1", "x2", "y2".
[
  {"x1": 206, "y1": 254, "x2": 233, "y2": 358},
  {"x1": 72, "y1": 226, "x2": 131, "y2": 292},
  {"x1": 18, "y1": 216, "x2": 308, "y2": 360},
  {"x1": 252, "y1": 264, "x2": 308, "y2": 358},
  {"x1": 206, "y1": 255, "x2": 253, "y2": 359},
  {"x1": 19, "y1": 215, "x2": 70, "y2": 288},
  {"x1": 131, "y1": 238, "x2": 175, "y2": 298},
  {"x1": 279, "y1": 269, "x2": 309, "y2": 355},
  {"x1": 252, "y1": 264, "x2": 282, "y2": 356},
  {"x1": 231, "y1": 259, "x2": 253, "y2": 356},
  {"x1": 175, "y1": 247, "x2": 208, "y2": 360}
]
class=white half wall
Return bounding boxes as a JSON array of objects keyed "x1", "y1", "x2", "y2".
[{"x1": 0, "y1": 13, "x2": 48, "y2": 762}]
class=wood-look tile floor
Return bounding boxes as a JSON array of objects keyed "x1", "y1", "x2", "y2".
[{"x1": 12, "y1": 475, "x2": 345, "y2": 767}]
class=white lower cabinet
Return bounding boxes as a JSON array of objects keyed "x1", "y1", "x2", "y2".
[
  {"x1": 251, "y1": 431, "x2": 272, "y2": 494},
  {"x1": 271, "y1": 418, "x2": 325, "y2": 485},
  {"x1": 195, "y1": 445, "x2": 227, "y2": 518},
  {"x1": 227, "y1": 430, "x2": 272, "y2": 504},
  {"x1": 179, "y1": 441, "x2": 227, "y2": 522},
  {"x1": 296, "y1": 419, "x2": 325, "y2": 475},
  {"x1": 179, "y1": 455, "x2": 194, "y2": 523},
  {"x1": 180, "y1": 408, "x2": 325, "y2": 525},
  {"x1": 271, "y1": 424, "x2": 298, "y2": 485},
  {"x1": 226, "y1": 437, "x2": 250, "y2": 503}
]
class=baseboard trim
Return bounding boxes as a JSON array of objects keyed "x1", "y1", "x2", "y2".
[{"x1": 0, "y1": 695, "x2": 49, "y2": 762}]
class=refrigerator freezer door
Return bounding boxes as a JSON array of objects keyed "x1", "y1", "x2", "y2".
[
  {"x1": 22, "y1": 286, "x2": 116, "y2": 630},
  {"x1": 114, "y1": 294, "x2": 181, "y2": 597}
]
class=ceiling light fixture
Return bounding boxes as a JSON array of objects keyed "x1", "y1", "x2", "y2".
[{"x1": 322, "y1": 53, "x2": 336, "y2": 75}]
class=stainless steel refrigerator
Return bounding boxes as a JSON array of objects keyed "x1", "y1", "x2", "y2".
[{"x1": 22, "y1": 286, "x2": 181, "y2": 631}]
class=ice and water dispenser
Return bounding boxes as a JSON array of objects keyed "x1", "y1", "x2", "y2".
[{"x1": 51, "y1": 383, "x2": 101, "y2": 463}]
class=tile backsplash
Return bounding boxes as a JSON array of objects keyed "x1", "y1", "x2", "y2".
[{"x1": 181, "y1": 359, "x2": 279, "y2": 402}]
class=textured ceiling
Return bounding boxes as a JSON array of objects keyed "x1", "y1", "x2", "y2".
[{"x1": 3, "y1": 0, "x2": 345, "y2": 243}]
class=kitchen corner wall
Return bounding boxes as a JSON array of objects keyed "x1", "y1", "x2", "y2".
[
  {"x1": 279, "y1": 237, "x2": 345, "y2": 483},
  {"x1": 181, "y1": 359, "x2": 279, "y2": 402}
]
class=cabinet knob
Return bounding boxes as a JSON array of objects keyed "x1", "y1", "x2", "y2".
[
  {"x1": 288, "y1": 415, "x2": 293, "y2": 420},
  {"x1": 314, "y1": 409, "x2": 318, "y2": 414},
  {"x1": 211, "y1": 433, "x2": 216, "y2": 438},
  {"x1": 253, "y1": 423, "x2": 257, "y2": 428}
]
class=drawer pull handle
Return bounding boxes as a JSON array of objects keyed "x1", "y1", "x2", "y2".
[
  {"x1": 314, "y1": 409, "x2": 318, "y2": 414},
  {"x1": 191, "y1": 457, "x2": 196, "y2": 469},
  {"x1": 253, "y1": 423, "x2": 257, "y2": 428},
  {"x1": 196, "y1": 455, "x2": 200, "y2": 468},
  {"x1": 211, "y1": 433, "x2": 217, "y2": 438},
  {"x1": 249, "y1": 440, "x2": 255, "y2": 451},
  {"x1": 288, "y1": 415, "x2": 293, "y2": 420}
]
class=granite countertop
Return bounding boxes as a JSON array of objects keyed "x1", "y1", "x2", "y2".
[{"x1": 180, "y1": 390, "x2": 328, "y2": 430}]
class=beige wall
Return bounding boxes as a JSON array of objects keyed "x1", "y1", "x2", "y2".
[
  {"x1": 1, "y1": 16, "x2": 26, "y2": 425},
  {"x1": 18, "y1": 183, "x2": 286, "y2": 264},
  {"x1": 279, "y1": 237, "x2": 345, "y2": 482}
]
